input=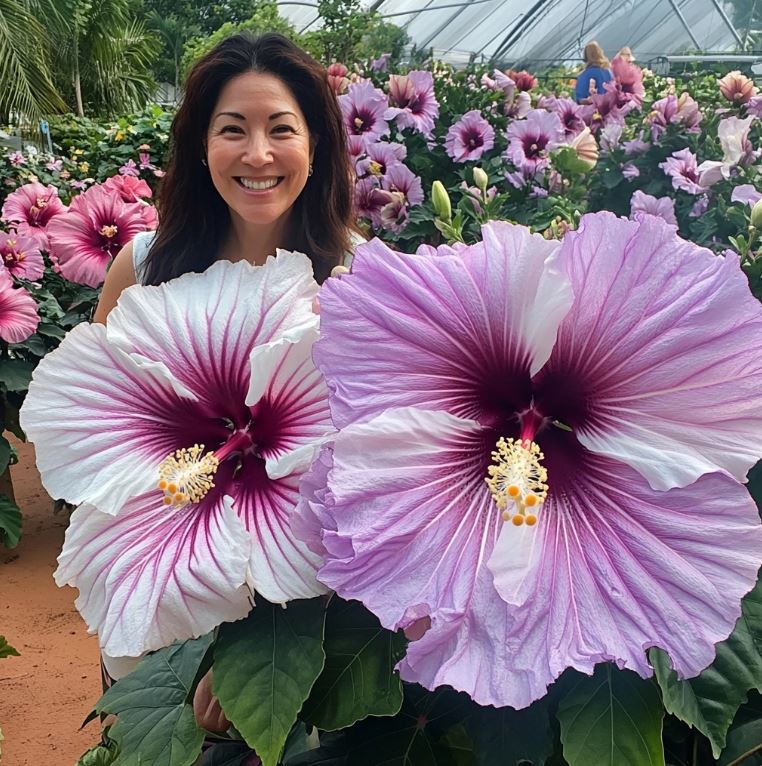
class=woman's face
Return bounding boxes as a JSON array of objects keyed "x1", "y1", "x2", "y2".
[{"x1": 206, "y1": 71, "x2": 313, "y2": 230}]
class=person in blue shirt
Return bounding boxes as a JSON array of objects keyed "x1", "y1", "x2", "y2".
[{"x1": 574, "y1": 41, "x2": 613, "y2": 103}]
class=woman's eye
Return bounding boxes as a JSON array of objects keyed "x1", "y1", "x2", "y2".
[
  {"x1": 273, "y1": 125, "x2": 296, "y2": 134},
  {"x1": 220, "y1": 125, "x2": 244, "y2": 134}
]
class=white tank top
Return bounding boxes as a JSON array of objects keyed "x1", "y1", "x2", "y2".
[{"x1": 131, "y1": 230, "x2": 361, "y2": 284}]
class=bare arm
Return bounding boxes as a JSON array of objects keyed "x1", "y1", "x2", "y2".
[{"x1": 92, "y1": 241, "x2": 138, "y2": 324}]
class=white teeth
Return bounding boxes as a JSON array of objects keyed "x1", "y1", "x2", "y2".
[{"x1": 240, "y1": 177, "x2": 279, "y2": 190}]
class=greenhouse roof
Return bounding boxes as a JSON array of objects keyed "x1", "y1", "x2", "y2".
[{"x1": 279, "y1": 0, "x2": 746, "y2": 67}]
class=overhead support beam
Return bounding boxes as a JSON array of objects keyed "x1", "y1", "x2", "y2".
[
  {"x1": 666, "y1": 0, "x2": 701, "y2": 49},
  {"x1": 492, "y1": 0, "x2": 554, "y2": 61},
  {"x1": 708, "y1": 0, "x2": 744, "y2": 47}
]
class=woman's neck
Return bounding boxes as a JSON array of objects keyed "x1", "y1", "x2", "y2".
[{"x1": 219, "y1": 212, "x2": 294, "y2": 266}]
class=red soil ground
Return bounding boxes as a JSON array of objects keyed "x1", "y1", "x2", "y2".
[{"x1": 1, "y1": 439, "x2": 102, "y2": 765}]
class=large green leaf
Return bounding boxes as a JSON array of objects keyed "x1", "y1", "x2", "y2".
[
  {"x1": 95, "y1": 634, "x2": 212, "y2": 766},
  {"x1": 651, "y1": 576, "x2": 762, "y2": 757},
  {"x1": 345, "y1": 684, "x2": 475, "y2": 766},
  {"x1": 557, "y1": 665, "x2": 665, "y2": 766},
  {"x1": 0, "y1": 359, "x2": 34, "y2": 392},
  {"x1": 301, "y1": 597, "x2": 405, "y2": 731},
  {"x1": 212, "y1": 598, "x2": 326, "y2": 766},
  {"x1": 76, "y1": 738, "x2": 120, "y2": 766},
  {"x1": 0, "y1": 635, "x2": 19, "y2": 658},
  {"x1": 465, "y1": 696, "x2": 554, "y2": 766},
  {"x1": 0, "y1": 494, "x2": 22, "y2": 549}
]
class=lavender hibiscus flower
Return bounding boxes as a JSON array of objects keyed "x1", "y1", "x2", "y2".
[
  {"x1": 385, "y1": 71, "x2": 440, "y2": 138},
  {"x1": 444, "y1": 110, "x2": 495, "y2": 162},
  {"x1": 659, "y1": 148, "x2": 705, "y2": 194},
  {"x1": 630, "y1": 190, "x2": 677, "y2": 226},
  {"x1": 20, "y1": 254, "x2": 333, "y2": 657},
  {"x1": 505, "y1": 109, "x2": 563, "y2": 175},
  {"x1": 299, "y1": 212, "x2": 762, "y2": 709},
  {"x1": 339, "y1": 81, "x2": 390, "y2": 145}
]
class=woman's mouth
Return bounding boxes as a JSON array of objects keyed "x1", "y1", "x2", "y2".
[{"x1": 236, "y1": 177, "x2": 282, "y2": 191}]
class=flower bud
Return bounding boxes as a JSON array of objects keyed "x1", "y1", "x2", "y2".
[
  {"x1": 473, "y1": 167, "x2": 489, "y2": 192},
  {"x1": 431, "y1": 180, "x2": 452, "y2": 221},
  {"x1": 751, "y1": 199, "x2": 762, "y2": 229}
]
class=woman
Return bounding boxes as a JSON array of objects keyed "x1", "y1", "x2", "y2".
[
  {"x1": 93, "y1": 31, "x2": 358, "y2": 756},
  {"x1": 574, "y1": 41, "x2": 613, "y2": 103}
]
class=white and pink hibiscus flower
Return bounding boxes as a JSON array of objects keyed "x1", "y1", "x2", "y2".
[
  {"x1": 648, "y1": 93, "x2": 702, "y2": 142},
  {"x1": 385, "y1": 71, "x2": 440, "y2": 138},
  {"x1": 0, "y1": 231, "x2": 45, "y2": 280},
  {"x1": 339, "y1": 81, "x2": 390, "y2": 146},
  {"x1": 47, "y1": 184, "x2": 155, "y2": 287},
  {"x1": 505, "y1": 109, "x2": 563, "y2": 175},
  {"x1": 697, "y1": 116, "x2": 758, "y2": 187},
  {"x1": 1, "y1": 182, "x2": 67, "y2": 250},
  {"x1": 20, "y1": 253, "x2": 333, "y2": 658},
  {"x1": 297, "y1": 212, "x2": 762, "y2": 709},
  {"x1": 0, "y1": 269, "x2": 38, "y2": 342}
]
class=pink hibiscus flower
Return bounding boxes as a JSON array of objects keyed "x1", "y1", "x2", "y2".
[
  {"x1": 47, "y1": 185, "x2": 154, "y2": 288},
  {"x1": 0, "y1": 231, "x2": 45, "y2": 280},
  {"x1": 0, "y1": 270, "x2": 38, "y2": 343},
  {"x1": 102, "y1": 175, "x2": 153, "y2": 203},
  {"x1": 1, "y1": 183, "x2": 67, "y2": 251}
]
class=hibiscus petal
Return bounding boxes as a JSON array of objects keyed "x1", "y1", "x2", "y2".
[
  {"x1": 20, "y1": 323, "x2": 200, "y2": 514},
  {"x1": 246, "y1": 325, "x2": 333, "y2": 477},
  {"x1": 487, "y1": 449, "x2": 762, "y2": 707},
  {"x1": 315, "y1": 226, "x2": 572, "y2": 428},
  {"x1": 300, "y1": 406, "x2": 530, "y2": 706},
  {"x1": 233, "y1": 460, "x2": 328, "y2": 602},
  {"x1": 537, "y1": 212, "x2": 762, "y2": 489},
  {"x1": 55, "y1": 493, "x2": 252, "y2": 657},
  {"x1": 106, "y1": 253, "x2": 319, "y2": 405}
]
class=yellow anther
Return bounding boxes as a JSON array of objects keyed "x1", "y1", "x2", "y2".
[
  {"x1": 486, "y1": 437, "x2": 548, "y2": 529},
  {"x1": 157, "y1": 443, "x2": 219, "y2": 509}
]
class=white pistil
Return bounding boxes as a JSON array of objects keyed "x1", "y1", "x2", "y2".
[
  {"x1": 157, "y1": 443, "x2": 219, "y2": 509},
  {"x1": 485, "y1": 437, "x2": 548, "y2": 527}
]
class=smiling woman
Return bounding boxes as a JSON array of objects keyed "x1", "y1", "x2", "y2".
[{"x1": 81, "y1": 32, "x2": 359, "y2": 762}]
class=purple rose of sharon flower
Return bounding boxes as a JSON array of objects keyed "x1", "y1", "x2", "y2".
[
  {"x1": 298, "y1": 212, "x2": 762, "y2": 708},
  {"x1": 444, "y1": 110, "x2": 495, "y2": 162},
  {"x1": 339, "y1": 80, "x2": 389, "y2": 144},
  {"x1": 20, "y1": 254, "x2": 333, "y2": 658},
  {"x1": 660, "y1": 148, "x2": 705, "y2": 195}
]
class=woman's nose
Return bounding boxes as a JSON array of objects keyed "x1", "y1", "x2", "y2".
[{"x1": 242, "y1": 135, "x2": 273, "y2": 165}]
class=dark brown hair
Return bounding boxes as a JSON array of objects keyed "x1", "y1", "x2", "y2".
[{"x1": 143, "y1": 32, "x2": 354, "y2": 285}]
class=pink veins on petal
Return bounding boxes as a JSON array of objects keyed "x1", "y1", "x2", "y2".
[{"x1": 302, "y1": 212, "x2": 762, "y2": 708}]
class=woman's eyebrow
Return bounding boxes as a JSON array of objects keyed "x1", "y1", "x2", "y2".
[
  {"x1": 269, "y1": 111, "x2": 298, "y2": 120},
  {"x1": 212, "y1": 111, "x2": 246, "y2": 121}
]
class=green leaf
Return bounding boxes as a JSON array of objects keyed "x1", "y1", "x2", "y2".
[
  {"x1": 465, "y1": 696, "x2": 554, "y2": 766},
  {"x1": 557, "y1": 665, "x2": 665, "y2": 766},
  {"x1": 719, "y1": 692, "x2": 762, "y2": 766},
  {"x1": 95, "y1": 634, "x2": 212, "y2": 766},
  {"x1": 748, "y1": 459, "x2": 762, "y2": 517},
  {"x1": 0, "y1": 494, "x2": 22, "y2": 548},
  {"x1": 0, "y1": 635, "x2": 19, "y2": 658},
  {"x1": 301, "y1": 597, "x2": 405, "y2": 731},
  {"x1": 36, "y1": 322, "x2": 67, "y2": 341},
  {"x1": 213, "y1": 598, "x2": 326, "y2": 766},
  {"x1": 0, "y1": 359, "x2": 34, "y2": 392},
  {"x1": 76, "y1": 738, "x2": 120, "y2": 766},
  {"x1": 345, "y1": 684, "x2": 475, "y2": 766},
  {"x1": 0, "y1": 435, "x2": 11, "y2": 474},
  {"x1": 651, "y1": 576, "x2": 762, "y2": 757}
]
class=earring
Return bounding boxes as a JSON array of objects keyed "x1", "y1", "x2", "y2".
[
  {"x1": 201, "y1": 158, "x2": 207, "y2": 167},
  {"x1": 308, "y1": 163, "x2": 313, "y2": 176}
]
